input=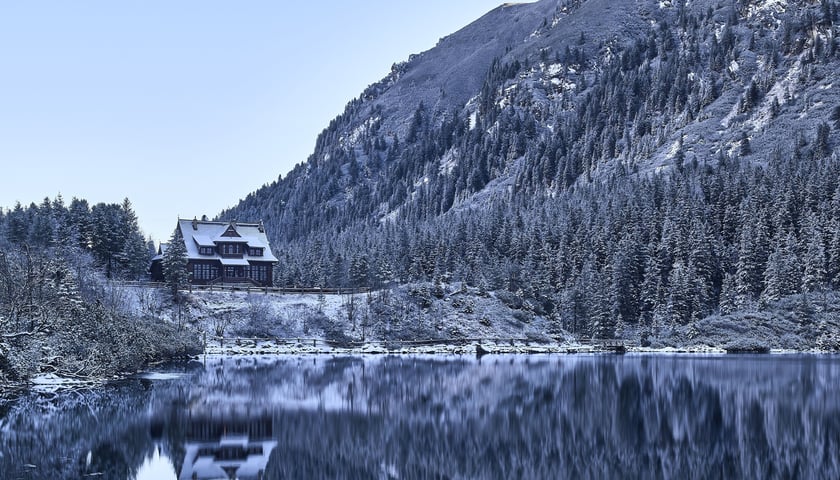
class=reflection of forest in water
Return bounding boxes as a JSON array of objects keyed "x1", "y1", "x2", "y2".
[{"x1": 1, "y1": 355, "x2": 840, "y2": 479}]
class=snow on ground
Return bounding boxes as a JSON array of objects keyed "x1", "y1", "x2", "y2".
[
  {"x1": 719, "y1": 98, "x2": 741, "y2": 129},
  {"x1": 439, "y1": 148, "x2": 459, "y2": 175},
  {"x1": 30, "y1": 374, "x2": 103, "y2": 393},
  {"x1": 182, "y1": 289, "x2": 346, "y2": 334},
  {"x1": 204, "y1": 340, "x2": 577, "y2": 356},
  {"x1": 746, "y1": 0, "x2": 787, "y2": 20},
  {"x1": 340, "y1": 115, "x2": 381, "y2": 148},
  {"x1": 162, "y1": 281, "x2": 570, "y2": 348},
  {"x1": 629, "y1": 346, "x2": 726, "y2": 355},
  {"x1": 546, "y1": 62, "x2": 564, "y2": 76},
  {"x1": 749, "y1": 57, "x2": 803, "y2": 132},
  {"x1": 117, "y1": 285, "x2": 840, "y2": 360},
  {"x1": 200, "y1": 340, "x2": 734, "y2": 356}
]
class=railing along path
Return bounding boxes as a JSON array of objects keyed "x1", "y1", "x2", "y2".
[{"x1": 118, "y1": 281, "x2": 371, "y2": 295}]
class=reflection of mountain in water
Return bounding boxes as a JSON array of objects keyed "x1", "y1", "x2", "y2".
[{"x1": 2, "y1": 355, "x2": 840, "y2": 479}]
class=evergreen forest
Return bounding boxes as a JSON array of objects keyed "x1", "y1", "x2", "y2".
[{"x1": 222, "y1": 0, "x2": 840, "y2": 344}]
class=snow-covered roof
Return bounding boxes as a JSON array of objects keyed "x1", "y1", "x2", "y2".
[
  {"x1": 214, "y1": 235, "x2": 250, "y2": 243},
  {"x1": 176, "y1": 219, "x2": 278, "y2": 263},
  {"x1": 220, "y1": 258, "x2": 251, "y2": 266},
  {"x1": 150, "y1": 243, "x2": 169, "y2": 262},
  {"x1": 244, "y1": 237, "x2": 267, "y2": 248},
  {"x1": 192, "y1": 235, "x2": 215, "y2": 247}
]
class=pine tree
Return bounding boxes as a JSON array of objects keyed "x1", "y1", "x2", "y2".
[
  {"x1": 90, "y1": 203, "x2": 124, "y2": 278},
  {"x1": 762, "y1": 233, "x2": 800, "y2": 302},
  {"x1": 738, "y1": 132, "x2": 752, "y2": 156},
  {"x1": 119, "y1": 231, "x2": 150, "y2": 281},
  {"x1": 52, "y1": 194, "x2": 73, "y2": 246},
  {"x1": 29, "y1": 197, "x2": 55, "y2": 248},
  {"x1": 735, "y1": 207, "x2": 770, "y2": 305},
  {"x1": 640, "y1": 242, "x2": 665, "y2": 324},
  {"x1": 828, "y1": 219, "x2": 840, "y2": 288},
  {"x1": 667, "y1": 260, "x2": 694, "y2": 325},
  {"x1": 814, "y1": 122, "x2": 832, "y2": 158},
  {"x1": 762, "y1": 246, "x2": 786, "y2": 303},
  {"x1": 590, "y1": 261, "x2": 615, "y2": 339},
  {"x1": 114, "y1": 199, "x2": 148, "y2": 280},
  {"x1": 802, "y1": 235, "x2": 827, "y2": 293},
  {"x1": 162, "y1": 227, "x2": 189, "y2": 298},
  {"x1": 350, "y1": 254, "x2": 370, "y2": 288},
  {"x1": 610, "y1": 232, "x2": 645, "y2": 325},
  {"x1": 67, "y1": 197, "x2": 93, "y2": 250},
  {"x1": 6, "y1": 202, "x2": 27, "y2": 246},
  {"x1": 719, "y1": 272, "x2": 738, "y2": 315},
  {"x1": 688, "y1": 221, "x2": 719, "y2": 308},
  {"x1": 801, "y1": 216, "x2": 827, "y2": 293}
]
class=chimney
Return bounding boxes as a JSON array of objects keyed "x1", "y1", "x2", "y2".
[{"x1": 192, "y1": 217, "x2": 198, "y2": 230}]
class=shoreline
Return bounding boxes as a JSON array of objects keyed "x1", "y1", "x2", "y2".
[
  {"x1": 3, "y1": 344, "x2": 835, "y2": 395},
  {"x1": 201, "y1": 339, "x2": 835, "y2": 357}
]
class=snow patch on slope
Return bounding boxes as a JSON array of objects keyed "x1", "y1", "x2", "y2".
[
  {"x1": 439, "y1": 148, "x2": 459, "y2": 176},
  {"x1": 746, "y1": 0, "x2": 787, "y2": 19},
  {"x1": 748, "y1": 57, "x2": 803, "y2": 132},
  {"x1": 340, "y1": 116, "x2": 381, "y2": 149},
  {"x1": 720, "y1": 100, "x2": 741, "y2": 129}
]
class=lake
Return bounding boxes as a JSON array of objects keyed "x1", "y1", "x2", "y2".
[{"x1": 1, "y1": 354, "x2": 839, "y2": 479}]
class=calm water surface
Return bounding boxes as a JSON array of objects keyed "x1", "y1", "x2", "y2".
[{"x1": 1, "y1": 354, "x2": 839, "y2": 479}]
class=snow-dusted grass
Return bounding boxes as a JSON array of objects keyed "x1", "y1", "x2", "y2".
[
  {"x1": 166, "y1": 282, "x2": 571, "y2": 347},
  {"x1": 128, "y1": 285, "x2": 840, "y2": 360}
]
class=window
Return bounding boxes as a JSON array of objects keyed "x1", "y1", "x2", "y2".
[
  {"x1": 199, "y1": 246, "x2": 214, "y2": 255},
  {"x1": 248, "y1": 248, "x2": 263, "y2": 257},
  {"x1": 224, "y1": 266, "x2": 240, "y2": 278},
  {"x1": 221, "y1": 244, "x2": 241, "y2": 255},
  {"x1": 193, "y1": 264, "x2": 218, "y2": 281},
  {"x1": 246, "y1": 264, "x2": 268, "y2": 282}
]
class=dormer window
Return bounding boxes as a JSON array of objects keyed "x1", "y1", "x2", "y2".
[
  {"x1": 221, "y1": 243, "x2": 242, "y2": 255},
  {"x1": 248, "y1": 247, "x2": 264, "y2": 257},
  {"x1": 199, "y1": 246, "x2": 214, "y2": 255}
]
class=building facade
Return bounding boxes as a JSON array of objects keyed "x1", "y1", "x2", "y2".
[{"x1": 151, "y1": 218, "x2": 278, "y2": 287}]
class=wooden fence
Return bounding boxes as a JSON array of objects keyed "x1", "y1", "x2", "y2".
[{"x1": 118, "y1": 281, "x2": 371, "y2": 295}]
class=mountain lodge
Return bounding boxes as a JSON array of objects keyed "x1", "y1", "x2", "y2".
[{"x1": 151, "y1": 218, "x2": 278, "y2": 287}]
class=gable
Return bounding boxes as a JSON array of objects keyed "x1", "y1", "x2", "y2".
[{"x1": 220, "y1": 225, "x2": 241, "y2": 237}]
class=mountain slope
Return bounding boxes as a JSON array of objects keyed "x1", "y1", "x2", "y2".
[{"x1": 220, "y1": 0, "x2": 840, "y2": 342}]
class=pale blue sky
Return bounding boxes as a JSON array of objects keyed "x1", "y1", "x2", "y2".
[{"x1": 0, "y1": 1, "x2": 507, "y2": 242}]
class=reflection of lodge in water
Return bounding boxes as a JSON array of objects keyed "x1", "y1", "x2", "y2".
[{"x1": 157, "y1": 410, "x2": 277, "y2": 480}]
